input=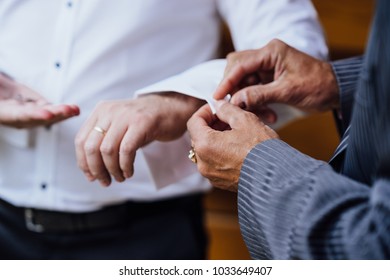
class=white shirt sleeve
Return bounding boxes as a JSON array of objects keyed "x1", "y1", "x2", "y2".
[
  {"x1": 217, "y1": 0, "x2": 328, "y2": 57},
  {"x1": 135, "y1": 59, "x2": 225, "y2": 113}
]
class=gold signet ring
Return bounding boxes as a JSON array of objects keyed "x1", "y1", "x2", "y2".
[{"x1": 188, "y1": 147, "x2": 197, "y2": 164}]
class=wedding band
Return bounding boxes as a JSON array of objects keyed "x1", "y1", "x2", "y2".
[
  {"x1": 188, "y1": 147, "x2": 197, "y2": 164},
  {"x1": 93, "y1": 126, "x2": 107, "y2": 136}
]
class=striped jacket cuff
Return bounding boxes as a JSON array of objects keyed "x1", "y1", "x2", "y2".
[{"x1": 331, "y1": 56, "x2": 363, "y2": 128}]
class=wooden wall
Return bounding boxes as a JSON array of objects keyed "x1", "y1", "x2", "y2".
[{"x1": 205, "y1": 0, "x2": 375, "y2": 260}]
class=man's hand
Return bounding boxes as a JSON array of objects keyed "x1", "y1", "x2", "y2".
[
  {"x1": 214, "y1": 39, "x2": 340, "y2": 117},
  {"x1": 187, "y1": 101, "x2": 278, "y2": 192},
  {"x1": 0, "y1": 73, "x2": 80, "y2": 128},
  {"x1": 75, "y1": 93, "x2": 205, "y2": 187}
]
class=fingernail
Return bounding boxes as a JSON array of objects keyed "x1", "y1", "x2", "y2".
[
  {"x1": 100, "y1": 179, "x2": 111, "y2": 187},
  {"x1": 115, "y1": 176, "x2": 125, "y2": 183},
  {"x1": 86, "y1": 173, "x2": 95, "y2": 181},
  {"x1": 238, "y1": 102, "x2": 247, "y2": 109}
]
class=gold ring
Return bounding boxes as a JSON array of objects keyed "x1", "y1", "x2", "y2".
[
  {"x1": 188, "y1": 147, "x2": 197, "y2": 164},
  {"x1": 93, "y1": 126, "x2": 107, "y2": 136}
]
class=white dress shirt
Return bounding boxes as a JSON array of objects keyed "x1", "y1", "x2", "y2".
[{"x1": 0, "y1": 0, "x2": 327, "y2": 212}]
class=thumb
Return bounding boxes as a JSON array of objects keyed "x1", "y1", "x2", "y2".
[
  {"x1": 230, "y1": 81, "x2": 285, "y2": 112},
  {"x1": 187, "y1": 104, "x2": 216, "y2": 142},
  {"x1": 214, "y1": 100, "x2": 250, "y2": 129}
]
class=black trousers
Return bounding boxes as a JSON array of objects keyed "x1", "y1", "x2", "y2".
[{"x1": 0, "y1": 194, "x2": 207, "y2": 260}]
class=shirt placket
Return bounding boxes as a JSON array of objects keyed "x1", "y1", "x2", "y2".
[{"x1": 32, "y1": 0, "x2": 78, "y2": 207}]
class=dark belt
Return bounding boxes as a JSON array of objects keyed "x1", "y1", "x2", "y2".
[{"x1": 0, "y1": 195, "x2": 202, "y2": 234}]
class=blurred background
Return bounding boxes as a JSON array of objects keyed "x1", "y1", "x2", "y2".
[{"x1": 205, "y1": 0, "x2": 375, "y2": 260}]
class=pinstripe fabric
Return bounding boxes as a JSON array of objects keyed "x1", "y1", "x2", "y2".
[
  {"x1": 332, "y1": 56, "x2": 363, "y2": 131},
  {"x1": 238, "y1": 0, "x2": 390, "y2": 259},
  {"x1": 328, "y1": 57, "x2": 362, "y2": 169},
  {"x1": 328, "y1": 125, "x2": 350, "y2": 171}
]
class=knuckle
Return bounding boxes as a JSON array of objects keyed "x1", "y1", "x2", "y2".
[
  {"x1": 269, "y1": 38, "x2": 280, "y2": 45},
  {"x1": 226, "y1": 51, "x2": 236, "y2": 61},
  {"x1": 119, "y1": 146, "x2": 132, "y2": 155},
  {"x1": 244, "y1": 111, "x2": 258, "y2": 123},
  {"x1": 74, "y1": 134, "x2": 85, "y2": 147},
  {"x1": 224, "y1": 76, "x2": 236, "y2": 88},
  {"x1": 84, "y1": 142, "x2": 99, "y2": 156},
  {"x1": 100, "y1": 143, "x2": 115, "y2": 155},
  {"x1": 119, "y1": 141, "x2": 135, "y2": 155},
  {"x1": 95, "y1": 100, "x2": 118, "y2": 114},
  {"x1": 270, "y1": 38, "x2": 282, "y2": 47},
  {"x1": 196, "y1": 139, "x2": 210, "y2": 154},
  {"x1": 236, "y1": 62, "x2": 246, "y2": 73}
]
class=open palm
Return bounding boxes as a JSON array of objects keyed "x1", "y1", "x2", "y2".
[{"x1": 0, "y1": 73, "x2": 80, "y2": 128}]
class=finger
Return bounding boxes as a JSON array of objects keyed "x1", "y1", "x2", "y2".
[
  {"x1": 214, "y1": 100, "x2": 254, "y2": 129},
  {"x1": 246, "y1": 104, "x2": 278, "y2": 124},
  {"x1": 256, "y1": 106, "x2": 278, "y2": 124},
  {"x1": 118, "y1": 123, "x2": 150, "y2": 179},
  {"x1": 230, "y1": 81, "x2": 283, "y2": 112},
  {"x1": 193, "y1": 104, "x2": 216, "y2": 125},
  {"x1": 75, "y1": 116, "x2": 99, "y2": 182},
  {"x1": 42, "y1": 104, "x2": 80, "y2": 118},
  {"x1": 19, "y1": 103, "x2": 79, "y2": 126},
  {"x1": 15, "y1": 105, "x2": 55, "y2": 121},
  {"x1": 84, "y1": 123, "x2": 112, "y2": 187},
  {"x1": 36, "y1": 105, "x2": 80, "y2": 126},
  {"x1": 119, "y1": 129, "x2": 138, "y2": 179},
  {"x1": 100, "y1": 124, "x2": 127, "y2": 183},
  {"x1": 214, "y1": 50, "x2": 265, "y2": 100},
  {"x1": 214, "y1": 63, "x2": 248, "y2": 100},
  {"x1": 187, "y1": 104, "x2": 216, "y2": 143},
  {"x1": 238, "y1": 74, "x2": 260, "y2": 88}
]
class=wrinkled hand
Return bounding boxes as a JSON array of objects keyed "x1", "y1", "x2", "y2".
[
  {"x1": 187, "y1": 101, "x2": 278, "y2": 192},
  {"x1": 75, "y1": 93, "x2": 204, "y2": 187},
  {"x1": 214, "y1": 39, "x2": 339, "y2": 118},
  {"x1": 0, "y1": 73, "x2": 80, "y2": 128}
]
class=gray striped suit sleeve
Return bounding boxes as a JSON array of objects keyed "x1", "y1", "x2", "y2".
[
  {"x1": 331, "y1": 56, "x2": 363, "y2": 128},
  {"x1": 238, "y1": 138, "x2": 390, "y2": 259},
  {"x1": 237, "y1": 0, "x2": 390, "y2": 260}
]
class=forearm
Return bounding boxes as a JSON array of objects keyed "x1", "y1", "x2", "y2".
[{"x1": 239, "y1": 139, "x2": 389, "y2": 259}]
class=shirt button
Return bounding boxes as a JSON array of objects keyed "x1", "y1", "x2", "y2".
[
  {"x1": 55, "y1": 62, "x2": 61, "y2": 69},
  {"x1": 41, "y1": 183, "x2": 47, "y2": 190},
  {"x1": 67, "y1": 2, "x2": 73, "y2": 8}
]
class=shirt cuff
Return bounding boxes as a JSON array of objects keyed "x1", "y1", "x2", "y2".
[{"x1": 135, "y1": 59, "x2": 225, "y2": 114}]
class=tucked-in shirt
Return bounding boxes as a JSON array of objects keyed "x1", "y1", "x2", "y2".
[{"x1": 0, "y1": 0, "x2": 327, "y2": 212}]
